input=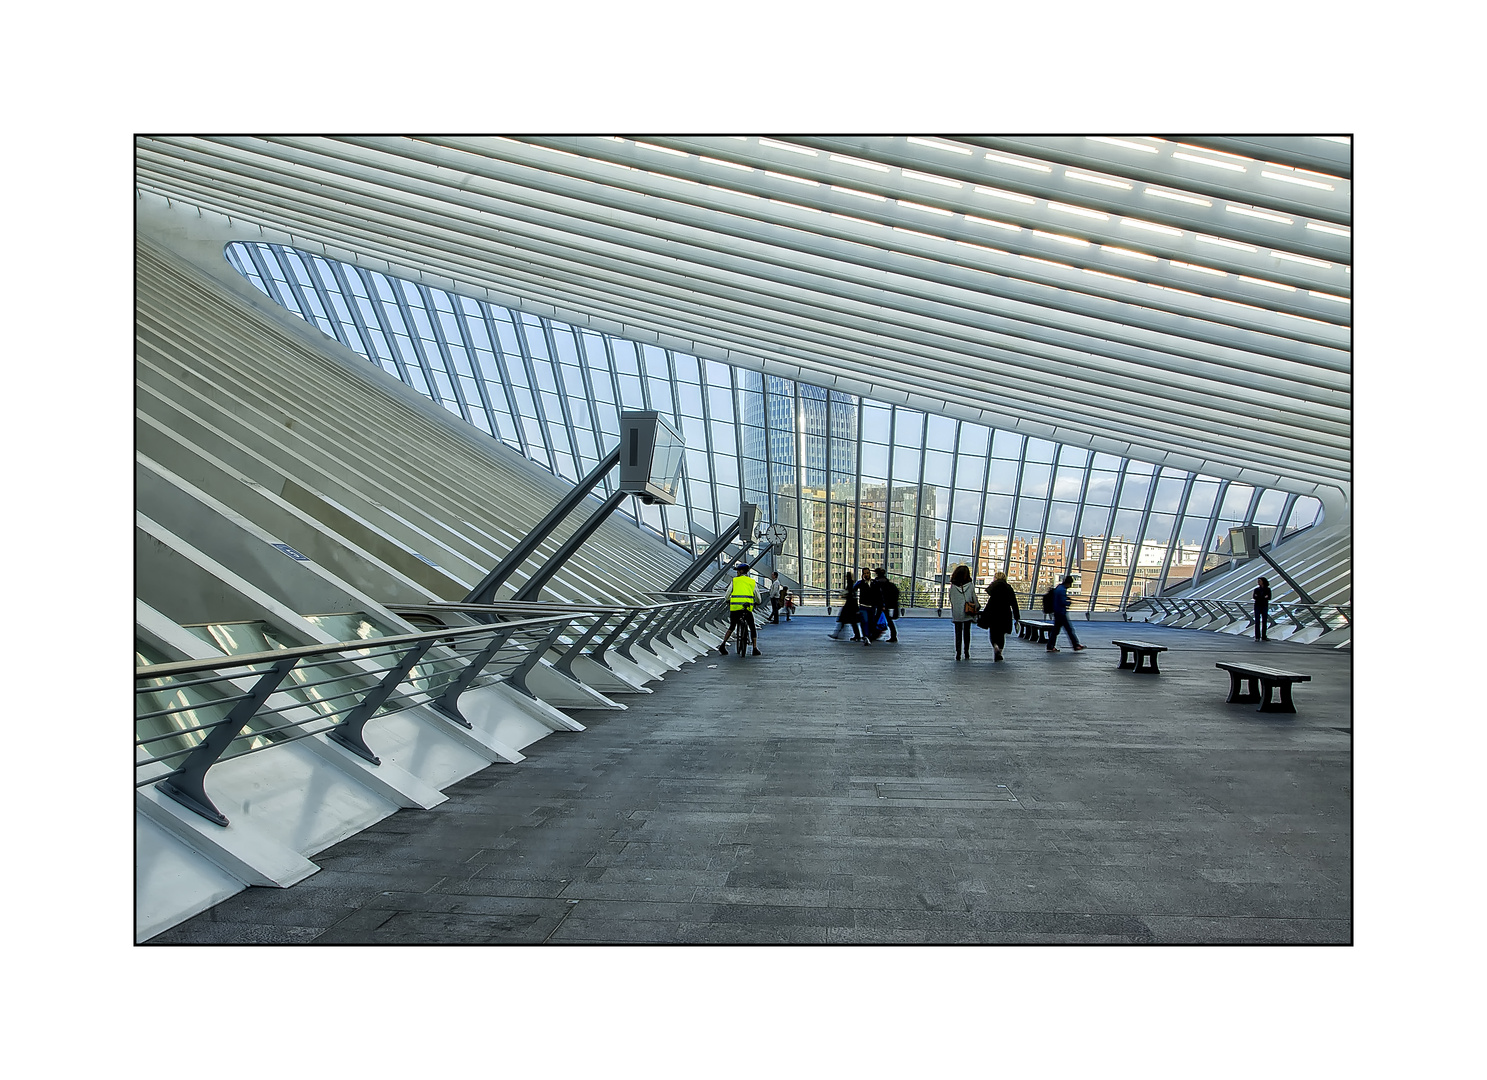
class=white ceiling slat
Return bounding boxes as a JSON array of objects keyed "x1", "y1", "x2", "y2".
[{"x1": 134, "y1": 135, "x2": 1351, "y2": 500}]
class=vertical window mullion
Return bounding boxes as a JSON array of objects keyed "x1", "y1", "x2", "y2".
[
  {"x1": 1191, "y1": 479, "x2": 1232, "y2": 590},
  {"x1": 417, "y1": 285, "x2": 472, "y2": 424},
  {"x1": 1154, "y1": 473, "x2": 1197, "y2": 596},
  {"x1": 1119, "y1": 465, "x2": 1165, "y2": 608},
  {"x1": 481, "y1": 308, "x2": 527, "y2": 455},
  {"x1": 1085, "y1": 460, "x2": 1129, "y2": 612}
]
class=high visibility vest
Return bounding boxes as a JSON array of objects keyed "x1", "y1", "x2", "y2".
[{"x1": 729, "y1": 575, "x2": 757, "y2": 610}]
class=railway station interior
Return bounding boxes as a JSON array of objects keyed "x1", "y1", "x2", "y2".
[
  {"x1": 132, "y1": 134, "x2": 1359, "y2": 942},
  {"x1": 112, "y1": 118, "x2": 1484, "y2": 1062}
]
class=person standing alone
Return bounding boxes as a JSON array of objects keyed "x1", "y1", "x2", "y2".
[
  {"x1": 947, "y1": 564, "x2": 978, "y2": 661},
  {"x1": 767, "y1": 571, "x2": 785, "y2": 624},
  {"x1": 1046, "y1": 574, "x2": 1086, "y2": 653},
  {"x1": 1253, "y1": 576, "x2": 1271, "y2": 641}
]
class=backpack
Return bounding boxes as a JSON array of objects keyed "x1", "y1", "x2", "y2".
[{"x1": 1041, "y1": 588, "x2": 1055, "y2": 614}]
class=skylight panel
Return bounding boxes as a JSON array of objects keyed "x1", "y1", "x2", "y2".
[
  {"x1": 830, "y1": 153, "x2": 890, "y2": 172},
  {"x1": 1048, "y1": 202, "x2": 1109, "y2": 221},
  {"x1": 1102, "y1": 245, "x2": 1159, "y2": 261},
  {"x1": 1271, "y1": 251, "x2": 1332, "y2": 269},
  {"x1": 633, "y1": 140, "x2": 689, "y2": 157},
  {"x1": 765, "y1": 170, "x2": 819, "y2": 187},
  {"x1": 1172, "y1": 151, "x2": 1246, "y2": 172},
  {"x1": 975, "y1": 186, "x2": 1035, "y2": 204},
  {"x1": 1066, "y1": 171, "x2": 1132, "y2": 190},
  {"x1": 1033, "y1": 229, "x2": 1091, "y2": 247},
  {"x1": 1261, "y1": 170, "x2": 1335, "y2": 191},
  {"x1": 898, "y1": 199, "x2": 954, "y2": 216},
  {"x1": 1121, "y1": 218, "x2": 1182, "y2": 236},
  {"x1": 1305, "y1": 221, "x2": 1351, "y2": 238},
  {"x1": 1195, "y1": 234, "x2": 1257, "y2": 252},
  {"x1": 985, "y1": 153, "x2": 1051, "y2": 172},
  {"x1": 965, "y1": 214, "x2": 1020, "y2": 232},
  {"x1": 1226, "y1": 205, "x2": 1293, "y2": 225},
  {"x1": 700, "y1": 155, "x2": 753, "y2": 171},
  {"x1": 759, "y1": 138, "x2": 818, "y2": 156},
  {"x1": 1144, "y1": 187, "x2": 1211, "y2": 207},
  {"x1": 1238, "y1": 275, "x2": 1297, "y2": 291},
  {"x1": 831, "y1": 185, "x2": 887, "y2": 201},
  {"x1": 907, "y1": 137, "x2": 971, "y2": 154},
  {"x1": 902, "y1": 168, "x2": 962, "y2": 188},
  {"x1": 1086, "y1": 136, "x2": 1159, "y2": 154}
]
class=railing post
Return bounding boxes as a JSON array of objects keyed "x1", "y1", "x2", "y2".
[
  {"x1": 503, "y1": 621, "x2": 572, "y2": 700},
  {"x1": 552, "y1": 613, "x2": 612, "y2": 679},
  {"x1": 329, "y1": 639, "x2": 438, "y2": 764},
  {"x1": 590, "y1": 610, "x2": 640, "y2": 666},
  {"x1": 428, "y1": 626, "x2": 515, "y2": 727},
  {"x1": 619, "y1": 609, "x2": 664, "y2": 663},
  {"x1": 156, "y1": 656, "x2": 299, "y2": 827}
]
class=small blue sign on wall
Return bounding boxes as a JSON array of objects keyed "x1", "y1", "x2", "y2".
[{"x1": 271, "y1": 543, "x2": 310, "y2": 561}]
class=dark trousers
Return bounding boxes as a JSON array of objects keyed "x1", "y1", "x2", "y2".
[
  {"x1": 1255, "y1": 606, "x2": 1268, "y2": 640},
  {"x1": 988, "y1": 628, "x2": 1007, "y2": 652},
  {"x1": 726, "y1": 609, "x2": 756, "y2": 646},
  {"x1": 882, "y1": 611, "x2": 897, "y2": 640},
  {"x1": 954, "y1": 621, "x2": 973, "y2": 654},
  {"x1": 770, "y1": 597, "x2": 783, "y2": 623},
  {"x1": 1050, "y1": 611, "x2": 1080, "y2": 649}
]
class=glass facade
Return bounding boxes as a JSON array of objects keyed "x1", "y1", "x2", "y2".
[{"x1": 226, "y1": 241, "x2": 1322, "y2": 612}]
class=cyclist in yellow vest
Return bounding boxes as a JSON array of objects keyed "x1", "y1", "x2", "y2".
[{"x1": 721, "y1": 563, "x2": 762, "y2": 657}]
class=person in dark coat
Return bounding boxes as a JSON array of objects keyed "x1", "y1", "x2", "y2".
[
  {"x1": 1253, "y1": 576, "x2": 1271, "y2": 641},
  {"x1": 874, "y1": 567, "x2": 900, "y2": 643},
  {"x1": 829, "y1": 572, "x2": 862, "y2": 640},
  {"x1": 1046, "y1": 574, "x2": 1087, "y2": 653},
  {"x1": 982, "y1": 571, "x2": 1020, "y2": 662}
]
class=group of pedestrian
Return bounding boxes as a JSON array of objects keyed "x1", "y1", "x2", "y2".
[
  {"x1": 948, "y1": 564, "x2": 1084, "y2": 660},
  {"x1": 828, "y1": 567, "x2": 900, "y2": 644}
]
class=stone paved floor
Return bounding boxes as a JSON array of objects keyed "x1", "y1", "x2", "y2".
[{"x1": 148, "y1": 616, "x2": 1352, "y2": 944}]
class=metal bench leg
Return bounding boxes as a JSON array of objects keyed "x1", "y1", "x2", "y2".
[
  {"x1": 1259, "y1": 681, "x2": 1297, "y2": 714},
  {"x1": 1118, "y1": 646, "x2": 1132, "y2": 669},
  {"x1": 1226, "y1": 672, "x2": 1260, "y2": 704}
]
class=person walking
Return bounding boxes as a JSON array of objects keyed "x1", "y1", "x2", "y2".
[
  {"x1": 781, "y1": 587, "x2": 794, "y2": 621},
  {"x1": 873, "y1": 568, "x2": 900, "y2": 643},
  {"x1": 1253, "y1": 576, "x2": 1271, "y2": 641},
  {"x1": 947, "y1": 564, "x2": 979, "y2": 660},
  {"x1": 767, "y1": 571, "x2": 785, "y2": 624},
  {"x1": 854, "y1": 568, "x2": 877, "y2": 643},
  {"x1": 981, "y1": 571, "x2": 1020, "y2": 662},
  {"x1": 828, "y1": 572, "x2": 862, "y2": 640},
  {"x1": 722, "y1": 563, "x2": 761, "y2": 656},
  {"x1": 1046, "y1": 574, "x2": 1086, "y2": 653}
]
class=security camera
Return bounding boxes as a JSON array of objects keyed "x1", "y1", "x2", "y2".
[{"x1": 640, "y1": 494, "x2": 656, "y2": 504}]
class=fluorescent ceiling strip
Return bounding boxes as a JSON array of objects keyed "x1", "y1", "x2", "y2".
[
  {"x1": 765, "y1": 170, "x2": 819, "y2": 187},
  {"x1": 1238, "y1": 275, "x2": 1297, "y2": 291},
  {"x1": 759, "y1": 137, "x2": 817, "y2": 156},
  {"x1": 700, "y1": 155, "x2": 753, "y2": 171},
  {"x1": 1102, "y1": 245, "x2": 1159, "y2": 261},
  {"x1": 1309, "y1": 291, "x2": 1351, "y2": 304},
  {"x1": 892, "y1": 226, "x2": 940, "y2": 240},
  {"x1": 975, "y1": 186, "x2": 1035, "y2": 204},
  {"x1": 985, "y1": 152, "x2": 1051, "y2": 172},
  {"x1": 1048, "y1": 202, "x2": 1108, "y2": 221},
  {"x1": 830, "y1": 153, "x2": 890, "y2": 172},
  {"x1": 1066, "y1": 171, "x2": 1132, "y2": 190},
  {"x1": 829, "y1": 212, "x2": 884, "y2": 227},
  {"x1": 1261, "y1": 170, "x2": 1334, "y2": 191},
  {"x1": 1317, "y1": 136, "x2": 1351, "y2": 144},
  {"x1": 1176, "y1": 142, "x2": 1253, "y2": 162},
  {"x1": 1172, "y1": 151, "x2": 1246, "y2": 172},
  {"x1": 1083, "y1": 268, "x2": 1140, "y2": 283},
  {"x1": 1033, "y1": 229, "x2": 1090, "y2": 247},
  {"x1": 1086, "y1": 136, "x2": 1158, "y2": 154},
  {"x1": 955, "y1": 239, "x2": 1009, "y2": 255},
  {"x1": 898, "y1": 200, "x2": 953, "y2": 216},
  {"x1": 1305, "y1": 221, "x2": 1351, "y2": 238},
  {"x1": 1271, "y1": 251, "x2": 1332, "y2": 269},
  {"x1": 771, "y1": 198, "x2": 821, "y2": 213},
  {"x1": 1195, "y1": 234, "x2": 1257, "y2": 252},
  {"x1": 902, "y1": 168, "x2": 961, "y2": 188},
  {"x1": 633, "y1": 140, "x2": 688, "y2": 157},
  {"x1": 1226, "y1": 205, "x2": 1293, "y2": 224},
  {"x1": 831, "y1": 185, "x2": 887, "y2": 201},
  {"x1": 1170, "y1": 260, "x2": 1226, "y2": 277},
  {"x1": 1019, "y1": 254, "x2": 1074, "y2": 269},
  {"x1": 1121, "y1": 218, "x2": 1182, "y2": 236},
  {"x1": 1145, "y1": 187, "x2": 1210, "y2": 207},
  {"x1": 907, "y1": 137, "x2": 971, "y2": 154},
  {"x1": 965, "y1": 214, "x2": 1020, "y2": 232}
]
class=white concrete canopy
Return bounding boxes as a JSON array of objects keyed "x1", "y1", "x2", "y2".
[{"x1": 134, "y1": 135, "x2": 1350, "y2": 508}]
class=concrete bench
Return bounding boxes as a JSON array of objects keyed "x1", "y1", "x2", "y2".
[
  {"x1": 1018, "y1": 619, "x2": 1055, "y2": 643},
  {"x1": 1216, "y1": 662, "x2": 1312, "y2": 713},
  {"x1": 1112, "y1": 639, "x2": 1167, "y2": 674}
]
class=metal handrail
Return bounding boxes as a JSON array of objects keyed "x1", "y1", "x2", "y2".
[
  {"x1": 1124, "y1": 596, "x2": 1352, "y2": 633},
  {"x1": 137, "y1": 598, "x2": 728, "y2": 827}
]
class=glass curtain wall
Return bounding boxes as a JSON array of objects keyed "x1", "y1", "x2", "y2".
[{"x1": 225, "y1": 241, "x2": 1322, "y2": 610}]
